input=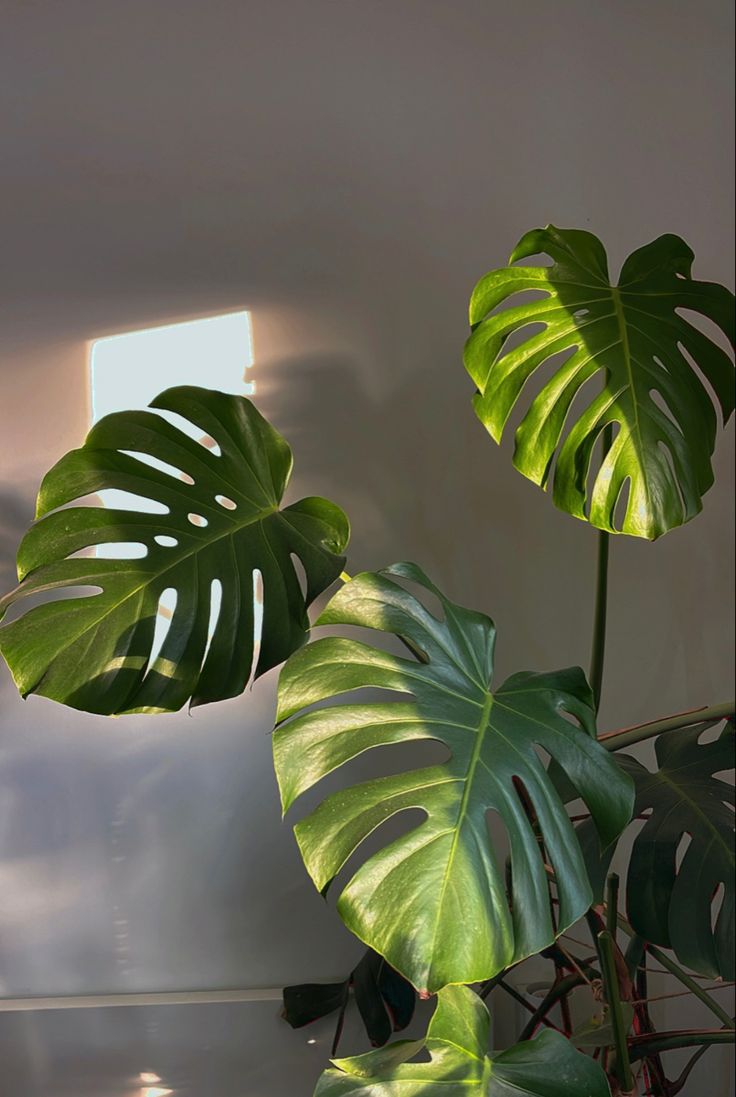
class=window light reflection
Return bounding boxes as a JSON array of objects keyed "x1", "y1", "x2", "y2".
[{"x1": 88, "y1": 311, "x2": 257, "y2": 665}]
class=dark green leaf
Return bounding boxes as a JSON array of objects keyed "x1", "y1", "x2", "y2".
[
  {"x1": 0, "y1": 386, "x2": 349, "y2": 714},
  {"x1": 577, "y1": 720, "x2": 734, "y2": 978},
  {"x1": 316, "y1": 984, "x2": 611, "y2": 1096},
  {"x1": 274, "y1": 563, "x2": 633, "y2": 993},
  {"x1": 464, "y1": 226, "x2": 735, "y2": 539},
  {"x1": 283, "y1": 981, "x2": 349, "y2": 1029},
  {"x1": 353, "y1": 950, "x2": 417, "y2": 1046},
  {"x1": 283, "y1": 950, "x2": 415, "y2": 1047},
  {"x1": 625, "y1": 722, "x2": 735, "y2": 978}
]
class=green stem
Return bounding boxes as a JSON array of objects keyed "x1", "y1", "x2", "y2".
[
  {"x1": 597, "y1": 930, "x2": 635, "y2": 1094},
  {"x1": 589, "y1": 528, "x2": 610, "y2": 715},
  {"x1": 628, "y1": 1028, "x2": 735, "y2": 1061},
  {"x1": 589, "y1": 421, "x2": 613, "y2": 716},
  {"x1": 617, "y1": 915, "x2": 735, "y2": 1030},
  {"x1": 624, "y1": 933, "x2": 646, "y2": 979},
  {"x1": 606, "y1": 873, "x2": 620, "y2": 938},
  {"x1": 600, "y1": 700, "x2": 734, "y2": 752},
  {"x1": 646, "y1": 943, "x2": 735, "y2": 1030},
  {"x1": 339, "y1": 570, "x2": 353, "y2": 583},
  {"x1": 669, "y1": 1043, "x2": 710, "y2": 1095}
]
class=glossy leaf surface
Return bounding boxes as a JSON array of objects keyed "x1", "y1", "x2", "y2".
[
  {"x1": 0, "y1": 386, "x2": 349, "y2": 714},
  {"x1": 274, "y1": 563, "x2": 633, "y2": 993},
  {"x1": 464, "y1": 226, "x2": 735, "y2": 539},
  {"x1": 316, "y1": 984, "x2": 611, "y2": 1096},
  {"x1": 579, "y1": 720, "x2": 734, "y2": 978}
]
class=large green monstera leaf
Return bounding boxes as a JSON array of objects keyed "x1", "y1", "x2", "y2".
[
  {"x1": 274, "y1": 563, "x2": 633, "y2": 993},
  {"x1": 464, "y1": 226, "x2": 735, "y2": 539},
  {"x1": 315, "y1": 984, "x2": 611, "y2": 1097},
  {"x1": 581, "y1": 720, "x2": 735, "y2": 979},
  {"x1": 0, "y1": 386, "x2": 349, "y2": 714}
]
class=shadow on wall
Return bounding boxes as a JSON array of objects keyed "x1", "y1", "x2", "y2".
[
  {"x1": 256, "y1": 347, "x2": 537, "y2": 609},
  {"x1": 0, "y1": 487, "x2": 34, "y2": 593},
  {"x1": 0, "y1": 486, "x2": 36, "y2": 699}
]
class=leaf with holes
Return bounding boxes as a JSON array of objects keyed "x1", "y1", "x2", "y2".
[
  {"x1": 274, "y1": 563, "x2": 633, "y2": 993},
  {"x1": 315, "y1": 984, "x2": 611, "y2": 1096},
  {"x1": 0, "y1": 386, "x2": 349, "y2": 714},
  {"x1": 575, "y1": 720, "x2": 735, "y2": 978},
  {"x1": 623, "y1": 721, "x2": 734, "y2": 978},
  {"x1": 464, "y1": 225, "x2": 735, "y2": 539}
]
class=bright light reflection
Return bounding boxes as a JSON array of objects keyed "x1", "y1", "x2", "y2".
[
  {"x1": 90, "y1": 310, "x2": 254, "y2": 426},
  {"x1": 89, "y1": 310, "x2": 254, "y2": 520},
  {"x1": 88, "y1": 311, "x2": 255, "y2": 664},
  {"x1": 143, "y1": 1088, "x2": 172, "y2": 1097},
  {"x1": 139, "y1": 1074, "x2": 161, "y2": 1085}
]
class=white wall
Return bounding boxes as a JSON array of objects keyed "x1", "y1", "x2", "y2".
[{"x1": 0, "y1": 2, "x2": 733, "y2": 1093}]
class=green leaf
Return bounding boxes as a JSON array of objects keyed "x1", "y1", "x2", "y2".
[
  {"x1": 283, "y1": 950, "x2": 416, "y2": 1048},
  {"x1": 282, "y1": 979, "x2": 348, "y2": 1030},
  {"x1": 0, "y1": 386, "x2": 349, "y2": 714},
  {"x1": 577, "y1": 720, "x2": 734, "y2": 979},
  {"x1": 316, "y1": 984, "x2": 611, "y2": 1096},
  {"x1": 464, "y1": 225, "x2": 735, "y2": 539},
  {"x1": 353, "y1": 950, "x2": 417, "y2": 1047},
  {"x1": 624, "y1": 721, "x2": 735, "y2": 979},
  {"x1": 274, "y1": 563, "x2": 633, "y2": 993}
]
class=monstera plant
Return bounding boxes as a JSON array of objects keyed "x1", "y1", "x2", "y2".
[{"x1": 0, "y1": 226, "x2": 734, "y2": 1097}]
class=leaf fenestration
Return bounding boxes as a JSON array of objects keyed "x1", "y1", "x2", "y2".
[
  {"x1": 316, "y1": 985, "x2": 611, "y2": 1097},
  {"x1": 464, "y1": 226, "x2": 735, "y2": 539},
  {"x1": 577, "y1": 720, "x2": 735, "y2": 979},
  {"x1": 0, "y1": 386, "x2": 349, "y2": 714},
  {"x1": 274, "y1": 563, "x2": 633, "y2": 993}
]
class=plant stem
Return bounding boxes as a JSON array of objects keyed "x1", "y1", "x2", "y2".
[
  {"x1": 597, "y1": 930, "x2": 635, "y2": 1094},
  {"x1": 645, "y1": 943, "x2": 735, "y2": 1030},
  {"x1": 624, "y1": 933, "x2": 646, "y2": 979},
  {"x1": 588, "y1": 421, "x2": 614, "y2": 716},
  {"x1": 479, "y1": 968, "x2": 509, "y2": 1000},
  {"x1": 517, "y1": 973, "x2": 584, "y2": 1042},
  {"x1": 638, "y1": 983, "x2": 735, "y2": 1004},
  {"x1": 589, "y1": 527, "x2": 610, "y2": 715},
  {"x1": 331, "y1": 982, "x2": 351, "y2": 1056},
  {"x1": 617, "y1": 914, "x2": 735, "y2": 1029},
  {"x1": 628, "y1": 1028, "x2": 735, "y2": 1060},
  {"x1": 606, "y1": 874, "x2": 620, "y2": 938},
  {"x1": 497, "y1": 979, "x2": 561, "y2": 1030},
  {"x1": 669, "y1": 1043, "x2": 710, "y2": 1095},
  {"x1": 632, "y1": 942, "x2": 668, "y2": 1097},
  {"x1": 600, "y1": 701, "x2": 734, "y2": 752}
]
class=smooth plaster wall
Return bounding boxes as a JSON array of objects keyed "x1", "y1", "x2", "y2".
[{"x1": 0, "y1": 1, "x2": 733, "y2": 1093}]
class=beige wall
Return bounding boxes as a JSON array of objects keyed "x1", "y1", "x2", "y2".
[{"x1": 0, "y1": 2, "x2": 733, "y2": 1093}]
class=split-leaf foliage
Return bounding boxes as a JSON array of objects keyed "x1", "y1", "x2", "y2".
[
  {"x1": 0, "y1": 226, "x2": 733, "y2": 1096},
  {"x1": 464, "y1": 226, "x2": 735, "y2": 539}
]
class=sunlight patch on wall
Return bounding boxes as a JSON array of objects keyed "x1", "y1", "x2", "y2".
[
  {"x1": 89, "y1": 312, "x2": 257, "y2": 667},
  {"x1": 90, "y1": 310, "x2": 254, "y2": 427}
]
